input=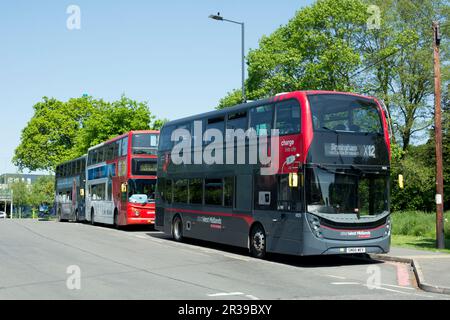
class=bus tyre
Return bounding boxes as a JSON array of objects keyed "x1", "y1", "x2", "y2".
[
  {"x1": 114, "y1": 210, "x2": 120, "y2": 229},
  {"x1": 58, "y1": 210, "x2": 67, "y2": 223},
  {"x1": 90, "y1": 209, "x2": 95, "y2": 226},
  {"x1": 250, "y1": 225, "x2": 266, "y2": 259},
  {"x1": 172, "y1": 216, "x2": 184, "y2": 242}
]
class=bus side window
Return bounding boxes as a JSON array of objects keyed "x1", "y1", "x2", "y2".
[
  {"x1": 188, "y1": 178, "x2": 203, "y2": 204},
  {"x1": 275, "y1": 100, "x2": 301, "y2": 135},
  {"x1": 278, "y1": 175, "x2": 302, "y2": 211},
  {"x1": 173, "y1": 179, "x2": 188, "y2": 204},
  {"x1": 250, "y1": 105, "x2": 274, "y2": 136},
  {"x1": 166, "y1": 180, "x2": 173, "y2": 204},
  {"x1": 205, "y1": 179, "x2": 223, "y2": 206},
  {"x1": 235, "y1": 175, "x2": 252, "y2": 211},
  {"x1": 122, "y1": 138, "x2": 128, "y2": 156},
  {"x1": 107, "y1": 180, "x2": 112, "y2": 201},
  {"x1": 224, "y1": 177, "x2": 234, "y2": 207},
  {"x1": 160, "y1": 126, "x2": 175, "y2": 151}
]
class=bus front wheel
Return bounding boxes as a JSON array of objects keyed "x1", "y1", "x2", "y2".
[
  {"x1": 250, "y1": 224, "x2": 266, "y2": 259},
  {"x1": 172, "y1": 216, "x2": 184, "y2": 242}
]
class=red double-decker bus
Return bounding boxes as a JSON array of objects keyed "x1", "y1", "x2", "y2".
[
  {"x1": 86, "y1": 130, "x2": 159, "y2": 227},
  {"x1": 156, "y1": 91, "x2": 392, "y2": 258}
]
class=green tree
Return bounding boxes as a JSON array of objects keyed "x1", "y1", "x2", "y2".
[
  {"x1": 217, "y1": 0, "x2": 369, "y2": 109},
  {"x1": 152, "y1": 118, "x2": 170, "y2": 130},
  {"x1": 361, "y1": 0, "x2": 449, "y2": 151},
  {"x1": 10, "y1": 180, "x2": 30, "y2": 218},
  {"x1": 28, "y1": 176, "x2": 55, "y2": 209},
  {"x1": 216, "y1": 0, "x2": 449, "y2": 154},
  {"x1": 14, "y1": 95, "x2": 162, "y2": 171},
  {"x1": 217, "y1": 89, "x2": 245, "y2": 110},
  {"x1": 13, "y1": 97, "x2": 94, "y2": 171},
  {"x1": 391, "y1": 144, "x2": 436, "y2": 212},
  {"x1": 422, "y1": 91, "x2": 450, "y2": 210},
  {"x1": 75, "y1": 95, "x2": 155, "y2": 153}
]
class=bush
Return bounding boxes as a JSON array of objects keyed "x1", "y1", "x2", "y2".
[
  {"x1": 390, "y1": 145, "x2": 436, "y2": 212},
  {"x1": 392, "y1": 211, "x2": 450, "y2": 240}
]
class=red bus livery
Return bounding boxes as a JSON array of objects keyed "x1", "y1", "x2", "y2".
[{"x1": 86, "y1": 130, "x2": 159, "y2": 227}]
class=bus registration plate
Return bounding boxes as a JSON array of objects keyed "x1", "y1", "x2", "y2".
[{"x1": 346, "y1": 248, "x2": 366, "y2": 254}]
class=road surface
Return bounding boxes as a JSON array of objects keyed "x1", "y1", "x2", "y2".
[{"x1": 0, "y1": 219, "x2": 446, "y2": 300}]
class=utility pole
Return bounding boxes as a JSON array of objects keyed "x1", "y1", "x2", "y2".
[{"x1": 432, "y1": 21, "x2": 445, "y2": 249}]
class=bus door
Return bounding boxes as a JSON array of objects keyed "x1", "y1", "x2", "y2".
[
  {"x1": 120, "y1": 181, "x2": 128, "y2": 223},
  {"x1": 271, "y1": 174, "x2": 303, "y2": 253}
]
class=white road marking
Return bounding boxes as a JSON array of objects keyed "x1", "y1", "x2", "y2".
[
  {"x1": 245, "y1": 295, "x2": 260, "y2": 300},
  {"x1": 326, "y1": 275, "x2": 347, "y2": 280},
  {"x1": 208, "y1": 292, "x2": 244, "y2": 297},
  {"x1": 362, "y1": 284, "x2": 433, "y2": 298},
  {"x1": 331, "y1": 281, "x2": 433, "y2": 298},
  {"x1": 221, "y1": 253, "x2": 251, "y2": 262},
  {"x1": 381, "y1": 283, "x2": 415, "y2": 290}
]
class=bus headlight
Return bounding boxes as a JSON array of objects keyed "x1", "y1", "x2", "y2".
[
  {"x1": 133, "y1": 209, "x2": 140, "y2": 217},
  {"x1": 308, "y1": 215, "x2": 323, "y2": 239},
  {"x1": 385, "y1": 217, "x2": 391, "y2": 237}
]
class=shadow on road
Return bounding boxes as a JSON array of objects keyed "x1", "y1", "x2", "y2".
[{"x1": 146, "y1": 232, "x2": 382, "y2": 268}]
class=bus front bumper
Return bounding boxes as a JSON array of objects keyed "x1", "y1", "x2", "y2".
[{"x1": 127, "y1": 217, "x2": 155, "y2": 225}]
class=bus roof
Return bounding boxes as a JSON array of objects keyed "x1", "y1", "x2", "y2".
[
  {"x1": 87, "y1": 130, "x2": 160, "y2": 152},
  {"x1": 55, "y1": 154, "x2": 87, "y2": 168},
  {"x1": 162, "y1": 90, "x2": 378, "y2": 129}
]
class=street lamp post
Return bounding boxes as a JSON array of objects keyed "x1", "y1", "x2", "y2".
[
  {"x1": 209, "y1": 13, "x2": 246, "y2": 103},
  {"x1": 10, "y1": 189, "x2": 13, "y2": 219}
]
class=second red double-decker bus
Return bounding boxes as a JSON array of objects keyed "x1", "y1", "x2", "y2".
[{"x1": 86, "y1": 130, "x2": 159, "y2": 227}]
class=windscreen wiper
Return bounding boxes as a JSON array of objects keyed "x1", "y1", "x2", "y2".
[
  {"x1": 322, "y1": 126, "x2": 338, "y2": 133},
  {"x1": 316, "y1": 164, "x2": 361, "y2": 177},
  {"x1": 350, "y1": 164, "x2": 380, "y2": 175}
]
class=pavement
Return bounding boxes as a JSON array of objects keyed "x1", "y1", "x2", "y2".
[
  {"x1": 0, "y1": 219, "x2": 448, "y2": 300},
  {"x1": 371, "y1": 247, "x2": 450, "y2": 294}
]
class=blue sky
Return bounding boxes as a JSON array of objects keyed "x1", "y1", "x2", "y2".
[{"x1": 0, "y1": 0, "x2": 314, "y2": 173}]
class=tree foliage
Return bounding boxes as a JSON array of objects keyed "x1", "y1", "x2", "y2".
[
  {"x1": 13, "y1": 97, "x2": 93, "y2": 171},
  {"x1": 10, "y1": 180, "x2": 29, "y2": 209},
  {"x1": 75, "y1": 96, "x2": 154, "y2": 154},
  {"x1": 14, "y1": 95, "x2": 162, "y2": 171},
  {"x1": 28, "y1": 176, "x2": 55, "y2": 208},
  {"x1": 217, "y1": 0, "x2": 449, "y2": 152}
]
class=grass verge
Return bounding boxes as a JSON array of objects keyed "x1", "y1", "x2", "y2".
[
  {"x1": 391, "y1": 211, "x2": 450, "y2": 252},
  {"x1": 391, "y1": 235, "x2": 450, "y2": 254}
]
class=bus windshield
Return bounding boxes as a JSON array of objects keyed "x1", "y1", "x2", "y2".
[
  {"x1": 132, "y1": 133, "x2": 159, "y2": 155},
  {"x1": 308, "y1": 94, "x2": 383, "y2": 134},
  {"x1": 306, "y1": 167, "x2": 388, "y2": 216},
  {"x1": 128, "y1": 179, "x2": 156, "y2": 203}
]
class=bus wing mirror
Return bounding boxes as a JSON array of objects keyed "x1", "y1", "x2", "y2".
[
  {"x1": 289, "y1": 173, "x2": 299, "y2": 188},
  {"x1": 398, "y1": 174, "x2": 404, "y2": 189}
]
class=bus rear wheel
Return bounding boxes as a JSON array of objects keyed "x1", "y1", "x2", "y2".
[
  {"x1": 58, "y1": 210, "x2": 67, "y2": 223},
  {"x1": 113, "y1": 210, "x2": 120, "y2": 229},
  {"x1": 250, "y1": 225, "x2": 266, "y2": 259},
  {"x1": 90, "y1": 209, "x2": 95, "y2": 226},
  {"x1": 172, "y1": 216, "x2": 184, "y2": 242}
]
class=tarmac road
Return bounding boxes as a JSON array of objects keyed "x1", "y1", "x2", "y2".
[{"x1": 0, "y1": 219, "x2": 447, "y2": 300}]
